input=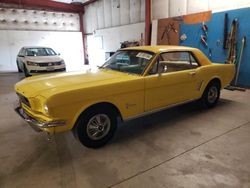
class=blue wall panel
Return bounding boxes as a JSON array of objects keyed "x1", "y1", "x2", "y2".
[{"x1": 180, "y1": 8, "x2": 250, "y2": 87}]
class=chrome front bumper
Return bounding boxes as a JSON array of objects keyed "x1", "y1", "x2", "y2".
[{"x1": 15, "y1": 106, "x2": 66, "y2": 132}]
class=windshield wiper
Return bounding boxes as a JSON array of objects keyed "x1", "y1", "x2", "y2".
[{"x1": 97, "y1": 65, "x2": 105, "y2": 69}]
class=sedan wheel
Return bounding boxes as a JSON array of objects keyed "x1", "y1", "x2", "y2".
[
  {"x1": 16, "y1": 62, "x2": 22, "y2": 73},
  {"x1": 24, "y1": 65, "x2": 31, "y2": 77}
]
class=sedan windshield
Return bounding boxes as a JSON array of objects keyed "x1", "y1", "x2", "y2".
[
  {"x1": 102, "y1": 50, "x2": 155, "y2": 75},
  {"x1": 26, "y1": 48, "x2": 57, "y2": 56}
]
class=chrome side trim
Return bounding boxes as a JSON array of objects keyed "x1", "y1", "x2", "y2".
[{"x1": 125, "y1": 99, "x2": 197, "y2": 121}]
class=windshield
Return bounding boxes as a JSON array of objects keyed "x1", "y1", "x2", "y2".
[
  {"x1": 102, "y1": 50, "x2": 155, "y2": 75},
  {"x1": 26, "y1": 48, "x2": 57, "y2": 56}
]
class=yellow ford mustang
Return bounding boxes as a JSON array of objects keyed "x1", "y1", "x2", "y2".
[{"x1": 15, "y1": 46, "x2": 235, "y2": 148}]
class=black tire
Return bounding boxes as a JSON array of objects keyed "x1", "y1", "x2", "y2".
[
  {"x1": 73, "y1": 107, "x2": 118, "y2": 148},
  {"x1": 16, "y1": 61, "x2": 22, "y2": 73},
  {"x1": 23, "y1": 64, "x2": 30, "y2": 77},
  {"x1": 201, "y1": 81, "x2": 221, "y2": 108}
]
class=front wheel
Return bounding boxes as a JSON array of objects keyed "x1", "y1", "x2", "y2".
[
  {"x1": 201, "y1": 81, "x2": 220, "y2": 108},
  {"x1": 73, "y1": 108, "x2": 117, "y2": 148},
  {"x1": 23, "y1": 64, "x2": 31, "y2": 77},
  {"x1": 16, "y1": 61, "x2": 22, "y2": 72}
]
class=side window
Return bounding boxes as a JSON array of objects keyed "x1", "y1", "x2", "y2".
[
  {"x1": 149, "y1": 51, "x2": 199, "y2": 75},
  {"x1": 18, "y1": 48, "x2": 24, "y2": 56},
  {"x1": 22, "y1": 49, "x2": 26, "y2": 56}
]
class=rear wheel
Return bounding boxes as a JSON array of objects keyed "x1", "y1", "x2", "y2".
[
  {"x1": 201, "y1": 81, "x2": 220, "y2": 108},
  {"x1": 73, "y1": 107, "x2": 117, "y2": 148}
]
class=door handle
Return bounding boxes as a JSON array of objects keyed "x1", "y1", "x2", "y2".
[{"x1": 189, "y1": 71, "x2": 196, "y2": 76}]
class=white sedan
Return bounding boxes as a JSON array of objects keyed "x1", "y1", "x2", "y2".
[{"x1": 16, "y1": 46, "x2": 66, "y2": 77}]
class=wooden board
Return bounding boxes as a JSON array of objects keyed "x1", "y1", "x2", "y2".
[
  {"x1": 183, "y1": 11, "x2": 212, "y2": 24},
  {"x1": 157, "y1": 18, "x2": 180, "y2": 45}
]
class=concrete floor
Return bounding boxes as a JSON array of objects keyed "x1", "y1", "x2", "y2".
[{"x1": 0, "y1": 73, "x2": 250, "y2": 188}]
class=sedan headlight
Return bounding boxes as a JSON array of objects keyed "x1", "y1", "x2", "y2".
[
  {"x1": 61, "y1": 60, "x2": 65, "y2": 65},
  {"x1": 27, "y1": 61, "x2": 39, "y2": 66}
]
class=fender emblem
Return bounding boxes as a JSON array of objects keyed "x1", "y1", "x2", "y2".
[{"x1": 125, "y1": 103, "x2": 136, "y2": 109}]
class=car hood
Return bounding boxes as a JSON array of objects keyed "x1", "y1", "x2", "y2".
[
  {"x1": 15, "y1": 69, "x2": 137, "y2": 98},
  {"x1": 25, "y1": 56, "x2": 62, "y2": 63}
]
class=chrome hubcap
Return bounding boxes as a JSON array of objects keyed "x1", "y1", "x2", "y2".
[
  {"x1": 207, "y1": 86, "x2": 218, "y2": 103},
  {"x1": 86, "y1": 114, "x2": 111, "y2": 140}
]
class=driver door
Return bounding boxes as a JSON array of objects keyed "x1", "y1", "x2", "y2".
[{"x1": 144, "y1": 51, "x2": 202, "y2": 112}]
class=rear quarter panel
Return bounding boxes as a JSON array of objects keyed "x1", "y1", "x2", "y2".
[
  {"x1": 191, "y1": 48, "x2": 235, "y2": 94},
  {"x1": 198, "y1": 63, "x2": 235, "y2": 93}
]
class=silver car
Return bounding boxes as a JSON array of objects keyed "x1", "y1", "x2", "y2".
[{"x1": 16, "y1": 46, "x2": 66, "y2": 77}]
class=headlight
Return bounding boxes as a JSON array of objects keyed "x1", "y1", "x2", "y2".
[
  {"x1": 29, "y1": 96, "x2": 48, "y2": 113},
  {"x1": 44, "y1": 104, "x2": 49, "y2": 115},
  {"x1": 61, "y1": 60, "x2": 65, "y2": 65},
  {"x1": 27, "y1": 61, "x2": 39, "y2": 66}
]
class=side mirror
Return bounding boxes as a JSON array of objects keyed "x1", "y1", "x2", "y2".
[
  {"x1": 158, "y1": 64, "x2": 168, "y2": 75},
  {"x1": 57, "y1": 53, "x2": 61, "y2": 56}
]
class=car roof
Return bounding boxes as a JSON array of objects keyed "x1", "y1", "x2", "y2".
[
  {"x1": 122, "y1": 45, "x2": 197, "y2": 53},
  {"x1": 22, "y1": 46, "x2": 52, "y2": 49}
]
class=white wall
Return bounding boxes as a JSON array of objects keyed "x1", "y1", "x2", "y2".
[
  {"x1": 95, "y1": 22, "x2": 145, "y2": 52},
  {"x1": 151, "y1": 19, "x2": 158, "y2": 46},
  {"x1": 87, "y1": 35, "x2": 106, "y2": 68},
  {"x1": 152, "y1": 0, "x2": 169, "y2": 20},
  {"x1": 208, "y1": 0, "x2": 250, "y2": 13},
  {"x1": 84, "y1": 0, "x2": 145, "y2": 34},
  {"x1": 153, "y1": 0, "x2": 250, "y2": 19},
  {"x1": 84, "y1": 0, "x2": 250, "y2": 33},
  {"x1": 0, "y1": 30, "x2": 84, "y2": 72},
  {"x1": 88, "y1": 22, "x2": 145, "y2": 66}
]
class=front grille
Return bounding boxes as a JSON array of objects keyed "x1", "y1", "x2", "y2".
[
  {"x1": 17, "y1": 93, "x2": 30, "y2": 107},
  {"x1": 30, "y1": 68, "x2": 66, "y2": 73},
  {"x1": 39, "y1": 61, "x2": 62, "y2": 67}
]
